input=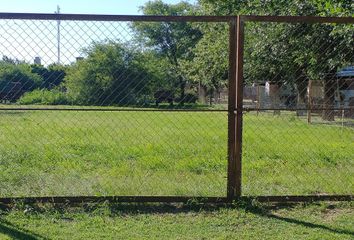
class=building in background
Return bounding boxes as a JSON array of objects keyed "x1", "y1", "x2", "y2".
[
  {"x1": 336, "y1": 66, "x2": 354, "y2": 117},
  {"x1": 34, "y1": 56, "x2": 41, "y2": 65}
]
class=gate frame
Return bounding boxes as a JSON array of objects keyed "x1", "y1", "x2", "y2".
[
  {"x1": 0, "y1": 13, "x2": 353, "y2": 204},
  {"x1": 230, "y1": 15, "x2": 354, "y2": 203}
]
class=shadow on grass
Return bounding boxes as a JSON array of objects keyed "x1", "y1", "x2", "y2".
[
  {"x1": 0, "y1": 218, "x2": 49, "y2": 240},
  {"x1": 101, "y1": 201, "x2": 354, "y2": 237},
  {"x1": 261, "y1": 212, "x2": 354, "y2": 236},
  {"x1": 238, "y1": 204, "x2": 354, "y2": 237},
  {"x1": 239, "y1": 202, "x2": 354, "y2": 237},
  {"x1": 1, "y1": 201, "x2": 353, "y2": 238}
]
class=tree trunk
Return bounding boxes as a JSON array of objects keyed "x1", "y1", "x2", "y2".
[
  {"x1": 296, "y1": 93, "x2": 306, "y2": 116},
  {"x1": 295, "y1": 70, "x2": 309, "y2": 116},
  {"x1": 271, "y1": 84, "x2": 281, "y2": 115},
  {"x1": 198, "y1": 84, "x2": 207, "y2": 105},
  {"x1": 179, "y1": 75, "x2": 186, "y2": 106},
  {"x1": 209, "y1": 88, "x2": 214, "y2": 106},
  {"x1": 322, "y1": 70, "x2": 336, "y2": 121}
]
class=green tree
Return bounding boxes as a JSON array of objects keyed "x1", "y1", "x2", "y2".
[
  {"x1": 0, "y1": 58, "x2": 42, "y2": 101},
  {"x1": 180, "y1": 23, "x2": 229, "y2": 104},
  {"x1": 64, "y1": 41, "x2": 159, "y2": 106},
  {"x1": 132, "y1": 0, "x2": 202, "y2": 105},
  {"x1": 195, "y1": 0, "x2": 353, "y2": 119},
  {"x1": 31, "y1": 63, "x2": 67, "y2": 89}
]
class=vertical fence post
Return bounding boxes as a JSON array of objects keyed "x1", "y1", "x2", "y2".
[
  {"x1": 235, "y1": 16, "x2": 245, "y2": 198},
  {"x1": 227, "y1": 17, "x2": 237, "y2": 201}
]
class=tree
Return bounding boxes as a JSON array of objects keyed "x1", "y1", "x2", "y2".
[
  {"x1": 0, "y1": 57, "x2": 42, "y2": 101},
  {"x1": 132, "y1": 0, "x2": 202, "y2": 105},
  {"x1": 31, "y1": 64, "x2": 67, "y2": 89},
  {"x1": 180, "y1": 22, "x2": 229, "y2": 104},
  {"x1": 64, "y1": 41, "x2": 160, "y2": 106},
  {"x1": 195, "y1": 0, "x2": 353, "y2": 119}
]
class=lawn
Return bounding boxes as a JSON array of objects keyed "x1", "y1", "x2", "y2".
[
  {"x1": 0, "y1": 202, "x2": 353, "y2": 239},
  {"x1": 0, "y1": 107, "x2": 353, "y2": 197}
]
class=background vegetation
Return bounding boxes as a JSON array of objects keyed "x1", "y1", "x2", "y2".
[{"x1": 0, "y1": 0, "x2": 351, "y2": 118}]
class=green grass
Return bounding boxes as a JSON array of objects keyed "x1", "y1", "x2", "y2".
[
  {"x1": 243, "y1": 112, "x2": 354, "y2": 195},
  {"x1": 0, "y1": 202, "x2": 353, "y2": 239},
  {"x1": 0, "y1": 107, "x2": 353, "y2": 197},
  {"x1": 0, "y1": 107, "x2": 353, "y2": 239}
]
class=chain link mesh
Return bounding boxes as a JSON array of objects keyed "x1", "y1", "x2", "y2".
[
  {"x1": 0, "y1": 18, "x2": 229, "y2": 197},
  {"x1": 0, "y1": 15, "x2": 352, "y2": 200},
  {"x1": 242, "y1": 20, "x2": 353, "y2": 196}
]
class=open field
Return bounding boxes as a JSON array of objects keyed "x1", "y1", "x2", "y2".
[
  {"x1": 0, "y1": 202, "x2": 353, "y2": 239},
  {"x1": 0, "y1": 107, "x2": 353, "y2": 197}
]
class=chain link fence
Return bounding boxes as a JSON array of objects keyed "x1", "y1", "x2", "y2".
[
  {"x1": 241, "y1": 17, "x2": 353, "y2": 197},
  {"x1": 0, "y1": 14, "x2": 352, "y2": 202},
  {"x1": 0, "y1": 15, "x2": 230, "y2": 198}
]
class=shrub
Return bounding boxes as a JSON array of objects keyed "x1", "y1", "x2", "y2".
[
  {"x1": 18, "y1": 89, "x2": 71, "y2": 105},
  {"x1": 183, "y1": 92, "x2": 198, "y2": 104}
]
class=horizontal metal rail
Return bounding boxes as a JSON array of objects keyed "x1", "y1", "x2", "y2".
[
  {"x1": 0, "y1": 13, "x2": 352, "y2": 24},
  {"x1": 242, "y1": 107, "x2": 354, "y2": 112},
  {"x1": 241, "y1": 15, "x2": 354, "y2": 24},
  {"x1": 250, "y1": 195, "x2": 353, "y2": 202},
  {"x1": 0, "y1": 13, "x2": 232, "y2": 22},
  {"x1": 0, "y1": 195, "x2": 352, "y2": 205},
  {"x1": 0, "y1": 107, "x2": 351, "y2": 112},
  {"x1": 0, "y1": 107, "x2": 227, "y2": 112},
  {"x1": 0, "y1": 196, "x2": 227, "y2": 204}
]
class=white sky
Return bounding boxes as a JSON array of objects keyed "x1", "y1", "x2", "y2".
[
  {"x1": 0, "y1": 0, "x2": 197, "y2": 65},
  {"x1": 0, "y1": 0, "x2": 196, "y2": 15}
]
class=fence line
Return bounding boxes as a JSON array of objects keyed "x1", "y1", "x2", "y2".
[{"x1": 0, "y1": 13, "x2": 352, "y2": 203}]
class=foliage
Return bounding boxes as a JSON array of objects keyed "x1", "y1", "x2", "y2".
[
  {"x1": 132, "y1": 0, "x2": 202, "y2": 104},
  {"x1": 195, "y1": 0, "x2": 353, "y2": 117},
  {"x1": 64, "y1": 41, "x2": 157, "y2": 106},
  {"x1": 18, "y1": 89, "x2": 71, "y2": 105},
  {"x1": 0, "y1": 0, "x2": 351, "y2": 114},
  {"x1": 183, "y1": 91, "x2": 198, "y2": 103},
  {"x1": 180, "y1": 23, "x2": 229, "y2": 101},
  {"x1": 196, "y1": 0, "x2": 353, "y2": 85},
  {"x1": 0, "y1": 58, "x2": 42, "y2": 94},
  {"x1": 0, "y1": 57, "x2": 67, "y2": 102},
  {"x1": 31, "y1": 63, "x2": 67, "y2": 89}
]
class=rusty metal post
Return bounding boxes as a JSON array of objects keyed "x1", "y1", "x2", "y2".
[
  {"x1": 227, "y1": 17, "x2": 237, "y2": 201},
  {"x1": 234, "y1": 16, "x2": 245, "y2": 198},
  {"x1": 227, "y1": 16, "x2": 244, "y2": 201}
]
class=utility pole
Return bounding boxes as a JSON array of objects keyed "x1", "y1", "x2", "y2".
[{"x1": 55, "y1": 5, "x2": 61, "y2": 64}]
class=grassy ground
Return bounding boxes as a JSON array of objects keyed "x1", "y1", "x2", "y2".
[
  {"x1": 0, "y1": 106, "x2": 352, "y2": 239},
  {"x1": 0, "y1": 202, "x2": 353, "y2": 239},
  {"x1": 0, "y1": 107, "x2": 353, "y2": 197}
]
